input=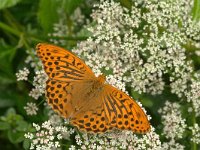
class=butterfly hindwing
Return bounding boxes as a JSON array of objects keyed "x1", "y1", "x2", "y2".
[
  {"x1": 70, "y1": 104, "x2": 112, "y2": 133},
  {"x1": 70, "y1": 84, "x2": 150, "y2": 134},
  {"x1": 103, "y1": 85, "x2": 150, "y2": 134}
]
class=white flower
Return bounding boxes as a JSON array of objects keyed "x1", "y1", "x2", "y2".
[
  {"x1": 189, "y1": 123, "x2": 200, "y2": 144},
  {"x1": 29, "y1": 70, "x2": 47, "y2": 99},
  {"x1": 159, "y1": 101, "x2": 186, "y2": 139},
  {"x1": 16, "y1": 67, "x2": 30, "y2": 81},
  {"x1": 24, "y1": 102, "x2": 38, "y2": 115},
  {"x1": 25, "y1": 120, "x2": 71, "y2": 150}
]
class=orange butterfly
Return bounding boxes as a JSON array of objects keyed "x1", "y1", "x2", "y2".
[{"x1": 36, "y1": 43, "x2": 150, "y2": 133}]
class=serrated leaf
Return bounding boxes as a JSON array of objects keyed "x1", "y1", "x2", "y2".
[{"x1": 0, "y1": 0, "x2": 22, "y2": 10}]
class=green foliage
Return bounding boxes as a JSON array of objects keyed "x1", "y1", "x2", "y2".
[
  {"x1": 0, "y1": 0, "x2": 22, "y2": 10},
  {"x1": 37, "y1": 0, "x2": 60, "y2": 33},
  {"x1": 192, "y1": 0, "x2": 200, "y2": 21},
  {"x1": 37, "y1": 0, "x2": 84, "y2": 33},
  {"x1": 0, "y1": 108, "x2": 33, "y2": 149},
  {"x1": 0, "y1": 42, "x2": 17, "y2": 84}
]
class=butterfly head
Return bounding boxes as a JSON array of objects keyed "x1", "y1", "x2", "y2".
[{"x1": 97, "y1": 74, "x2": 106, "y2": 84}]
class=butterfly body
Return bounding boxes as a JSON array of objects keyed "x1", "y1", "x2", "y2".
[
  {"x1": 87, "y1": 75, "x2": 106, "y2": 95},
  {"x1": 36, "y1": 43, "x2": 150, "y2": 134}
]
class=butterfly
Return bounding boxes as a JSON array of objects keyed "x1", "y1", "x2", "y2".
[{"x1": 36, "y1": 43, "x2": 150, "y2": 133}]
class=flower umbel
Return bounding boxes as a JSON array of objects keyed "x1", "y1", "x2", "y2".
[
  {"x1": 25, "y1": 120, "x2": 73, "y2": 150},
  {"x1": 16, "y1": 67, "x2": 30, "y2": 81},
  {"x1": 159, "y1": 101, "x2": 186, "y2": 139},
  {"x1": 24, "y1": 102, "x2": 38, "y2": 115},
  {"x1": 29, "y1": 70, "x2": 47, "y2": 100}
]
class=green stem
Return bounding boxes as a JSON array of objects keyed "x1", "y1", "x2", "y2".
[
  {"x1": 0, "y1": 22, "x2": 21, "y2": 37},
  {"x1": 37, "y1": 99, "x2": 45, "y2": 107},
  {"x1": 192, "y1": 0, "x2": 200, "y2": 21}
]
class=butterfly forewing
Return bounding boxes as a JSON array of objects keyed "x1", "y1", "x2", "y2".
[
  {"x1": 36, "y1": 43, "x2": 95, "y2": 81},
  {"x1": 36, "y1": 43, "x2": 96, "y2": 118}
]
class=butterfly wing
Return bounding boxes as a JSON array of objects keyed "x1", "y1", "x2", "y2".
[
  {"x1": 70, "y1": 100, "x2": 112, "y2": 133},
  {"x1": 70, "y1": 84, "x2": 150, "y2": 134},
  {"x1": 37, "y1": 43, "x2": 95, "y2": 81},
  {"x1": 36, "y1": 43, "x2": 96, "y2": 118},
  {"x1": 103, "y1": 84, "x2": 151, "y2": 134}
]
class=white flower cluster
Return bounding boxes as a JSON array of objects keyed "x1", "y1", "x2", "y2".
[
  {"x1": 158, "y1": 101, "x2": 186, "y2": 140},
  {"x1": 162, "y1": 139, "x2": 185, "y2": 150},
  {"x1": 73, "y1": 128, "x2": 161, "y2": 150},
  {"x1": 25, "y1": 48, "x2": 41, "y2": 70},
  {"x1": 72, "y1": 0, "x2": 197, "y2": 96},
  {"x1": 29, "y1": 70, "x2": 47, "y2": 100},
  {"x1": 25, "y1": 120, "x2": 74, "y2": 150},
  {"x1": 48, "y1": 17, "x2": 68, "y2": 45},
  {"x1": 106, "y1": 75, "x2": 126, "y2": 92},
  {"x1": 16, "y1": 67, "x2": 30, "y2": 81},
  {"x1": 185, "y1": 73, "x2": 200, "y2": 116},
  {"x1": 189, "y1": 123, "x2": 200, "y2": 144},
  {"x1": 49, "y1": 3, "x2": 94, "y2": 45},
  {"x1": 24, "y1": 102, "x2": 38, "y2": 115},
  {"x1": 185, "y1": 19, "x2": 200, "y2": 41}
]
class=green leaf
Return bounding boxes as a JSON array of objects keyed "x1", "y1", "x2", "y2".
[
  {"x1": 0, "y1": 122, "x2": 10, "y2": 130},
  {"x1": 7, "y1": 130, "x2": 25, "y2": 143},
  {"x1": 37, "y1": 0, "x2": 84, "y2": 32},
  {"x1": 192, "y1": 0, "x2": 200, "y2": 21},
  {"x1": 23, "y1": 139, "x2": 30, "y2": 150},
  {"x1": 0, "y1": 0, "x2": 22, "y2": 10},
  {"x1": 16, "y1": 120, "x2": 29, "y2": 131},
  {"x1": 37, "y1": 0, "x2": 60, "y2": 32}
]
